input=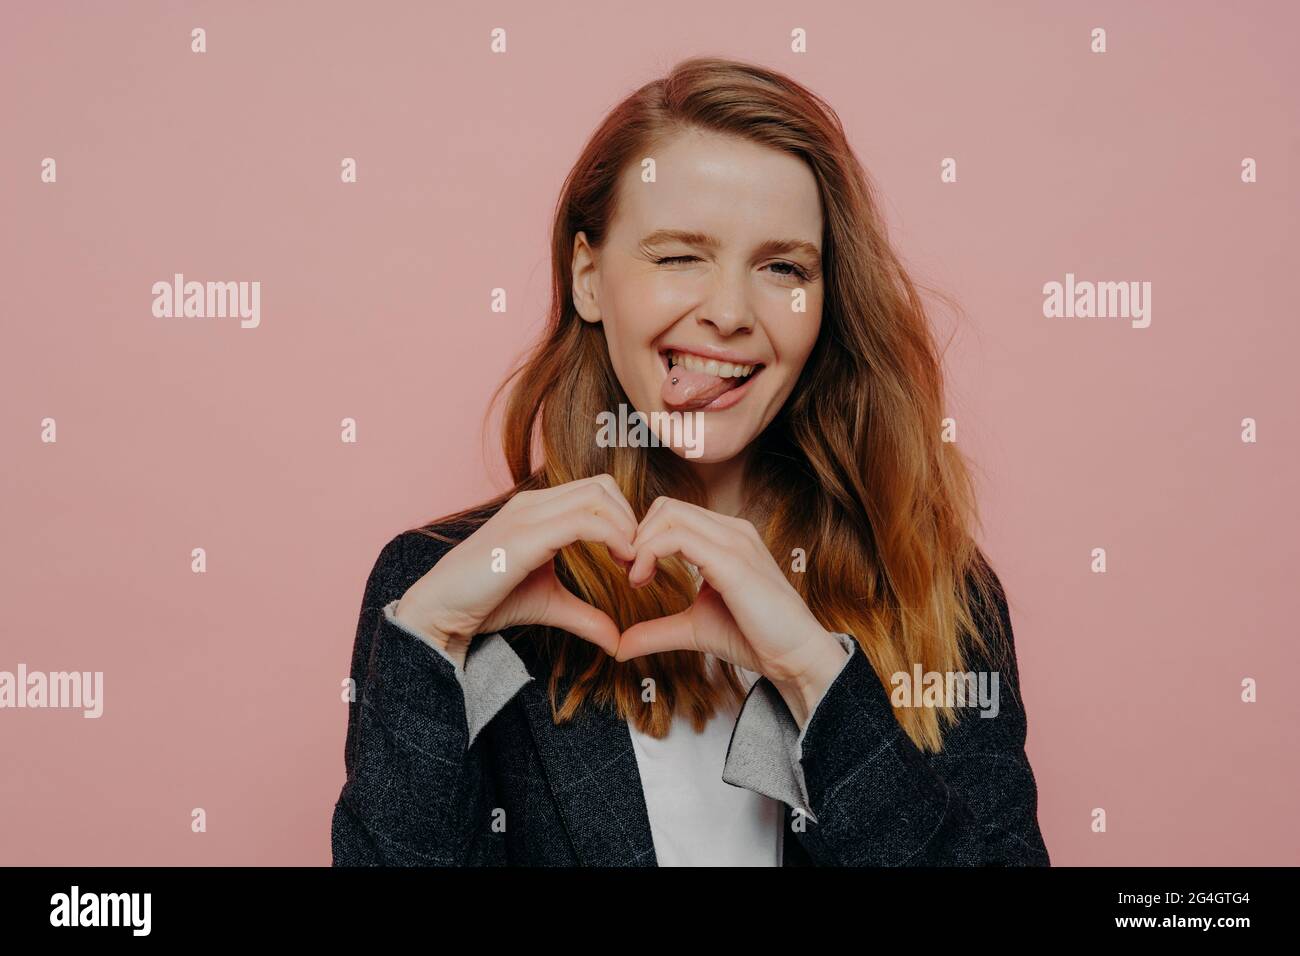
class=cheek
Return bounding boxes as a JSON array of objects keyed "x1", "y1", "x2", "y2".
[
  {"x1": 635, "y1": 277, "x2": 697, "y2": 322},
  {"x1": 769, "y1": 304, "x2": 823, "y2": 373},
  {"x1": 598, "y1": 289, "x2": 665, "y2": 401},
  {"x1": 604, "y1": 277, "x2": 684, "y2": 346}
]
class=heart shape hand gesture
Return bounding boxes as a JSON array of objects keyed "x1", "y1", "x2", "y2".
[
  {"x1": 616, "y1": 496, "x2": 850, "y2": 724},
  {"x1": 393, "y1": 475, "x2": 850, "y2": 724}
]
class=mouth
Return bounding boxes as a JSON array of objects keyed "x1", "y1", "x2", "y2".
[{"x1": 659, "y1": 349, "x2": 766, "y2": 412}]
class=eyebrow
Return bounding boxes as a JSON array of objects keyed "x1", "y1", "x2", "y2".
[{"x1": 639, "y1": 228, "x2": 822, "y2": 270}]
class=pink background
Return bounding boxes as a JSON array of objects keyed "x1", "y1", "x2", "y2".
[{"x1": 2, "y1": 0, "x2": 1297, "y2": 865}]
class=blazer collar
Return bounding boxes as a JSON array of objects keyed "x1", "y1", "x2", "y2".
[
  {"x1": 516, "y1": 653, "x2": 658, "y2": 867},
  {"x1": 512, "y1": 640, "x2": 802, "y2": 867}
]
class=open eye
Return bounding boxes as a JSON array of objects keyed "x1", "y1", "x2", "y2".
[{"x1": 765, "y1": 261, "x2": 812, "y2": 282}]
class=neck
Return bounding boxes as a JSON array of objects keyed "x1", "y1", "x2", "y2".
[{"x1": 688, "y1": 448, "x2": 754, "y2": 519}]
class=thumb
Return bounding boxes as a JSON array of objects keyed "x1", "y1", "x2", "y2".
[
  {"x1": 615, "y1": 608, "x2": 700, "y2": 661},
  {"x1": 534, "y1": 585, "x2": 622, "y2": 657}
]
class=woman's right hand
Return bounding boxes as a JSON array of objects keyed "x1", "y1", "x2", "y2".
[{"x1": 391, "y1": 475, "x2": 638, "y2": 669}]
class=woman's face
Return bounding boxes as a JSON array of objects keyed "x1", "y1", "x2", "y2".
[{"x1": 572, "y1": 128, "x2": 825, "y2": 464}]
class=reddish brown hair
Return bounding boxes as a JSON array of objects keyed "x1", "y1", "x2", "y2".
[{"x1": 415, "y1": 56, "x2": 1009, "y2": 752}]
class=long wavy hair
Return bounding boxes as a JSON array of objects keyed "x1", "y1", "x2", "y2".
[{"x1": 411, "y1": 56, "x2": 1010, "y2": 753}]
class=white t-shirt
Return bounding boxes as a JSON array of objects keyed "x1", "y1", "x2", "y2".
[
  {"x1": 625, "y1": 559, "x2": 783, "y2": 866},
  {"x1": 626, "y1": 654, "x2": 784, "y2": 866}
]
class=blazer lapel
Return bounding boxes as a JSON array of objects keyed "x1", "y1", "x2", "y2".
[{"x1": 518, "y1": 666, "x2": 658, "y2": 867}]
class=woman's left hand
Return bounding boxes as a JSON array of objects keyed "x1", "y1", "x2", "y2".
[{"x1": 615, "y1": 497, "x2": 851, "y2": 726}]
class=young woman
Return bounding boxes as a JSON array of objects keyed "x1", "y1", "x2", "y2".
[{"x1": 331, "y1": 56, "x2": 1050, "y2": 867}]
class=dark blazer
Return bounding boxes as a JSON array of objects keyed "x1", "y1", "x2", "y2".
[{"x1": 330, "y1": 519, "x2": 1051, "y2": 866}]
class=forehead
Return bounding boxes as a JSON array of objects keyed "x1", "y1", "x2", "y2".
[{"x1": 608, "y1": 128, "x2": 823, "y2": 245}]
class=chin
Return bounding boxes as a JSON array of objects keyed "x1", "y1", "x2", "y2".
[
  {"x1": 675, "y1": 448, "x2": 745, "y2": 465},
  {"x1": 662, "y1": 426, "x2": 755, "y2": 464}
]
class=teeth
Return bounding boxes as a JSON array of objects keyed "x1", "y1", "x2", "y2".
[{"x1": 669, "y1": 351, "x2": 756, "y2": 378}]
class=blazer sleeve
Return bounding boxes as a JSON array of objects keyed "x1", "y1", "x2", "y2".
[
  {"x1": 330, "y1": 532, "x2": 531, "y2": 866},
  {"x1": 722, "y1": 567, "x2": 1050, "y2": 866}
]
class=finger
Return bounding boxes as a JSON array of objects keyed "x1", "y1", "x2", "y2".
[
  {"x1": 627, "y1": 523, "x2": 734, "y2": 591},
  {"x1": 540, "y1": 480, "x2": 638, "y2": 548},
  {"x1": 634, "y1": 497, "x2": 735, "y2": 553},
  {"x1": 636, "y1": 494, "x2": 676, "y2": 535},
  {"x1": 524, "y1": 485, "x2": 638, "y2": 563},
  {"x1": 615, "y1": 608, "x2": 698, "y2": 661},
  {"x1": 556, "y1": 510, "x2": 639, "y2": 565},
  {"x1": 588, "y1": 480, "x2": 639, "y2": 566},
  {"x1": 589, "y1": 473, "x2": 638, "y2": 527},
  {"x1": 536, "y1": 474, "x2": 637, "y2": 531},
  {"x1": 533, "y1": 584, "x2": 622, "y2": 656}
]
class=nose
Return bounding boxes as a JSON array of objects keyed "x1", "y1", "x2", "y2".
[{"x1": 695, "y1": 267, "x2": 754, "y2": 336}]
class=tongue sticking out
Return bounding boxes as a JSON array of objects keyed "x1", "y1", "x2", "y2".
[{"x1": 661, "y1": 361, "x2": 738, "y2": 410}]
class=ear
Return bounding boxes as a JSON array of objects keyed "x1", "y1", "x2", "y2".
[{"x1": 571, "y1": 231, "x2": 602, "y2": 325}]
